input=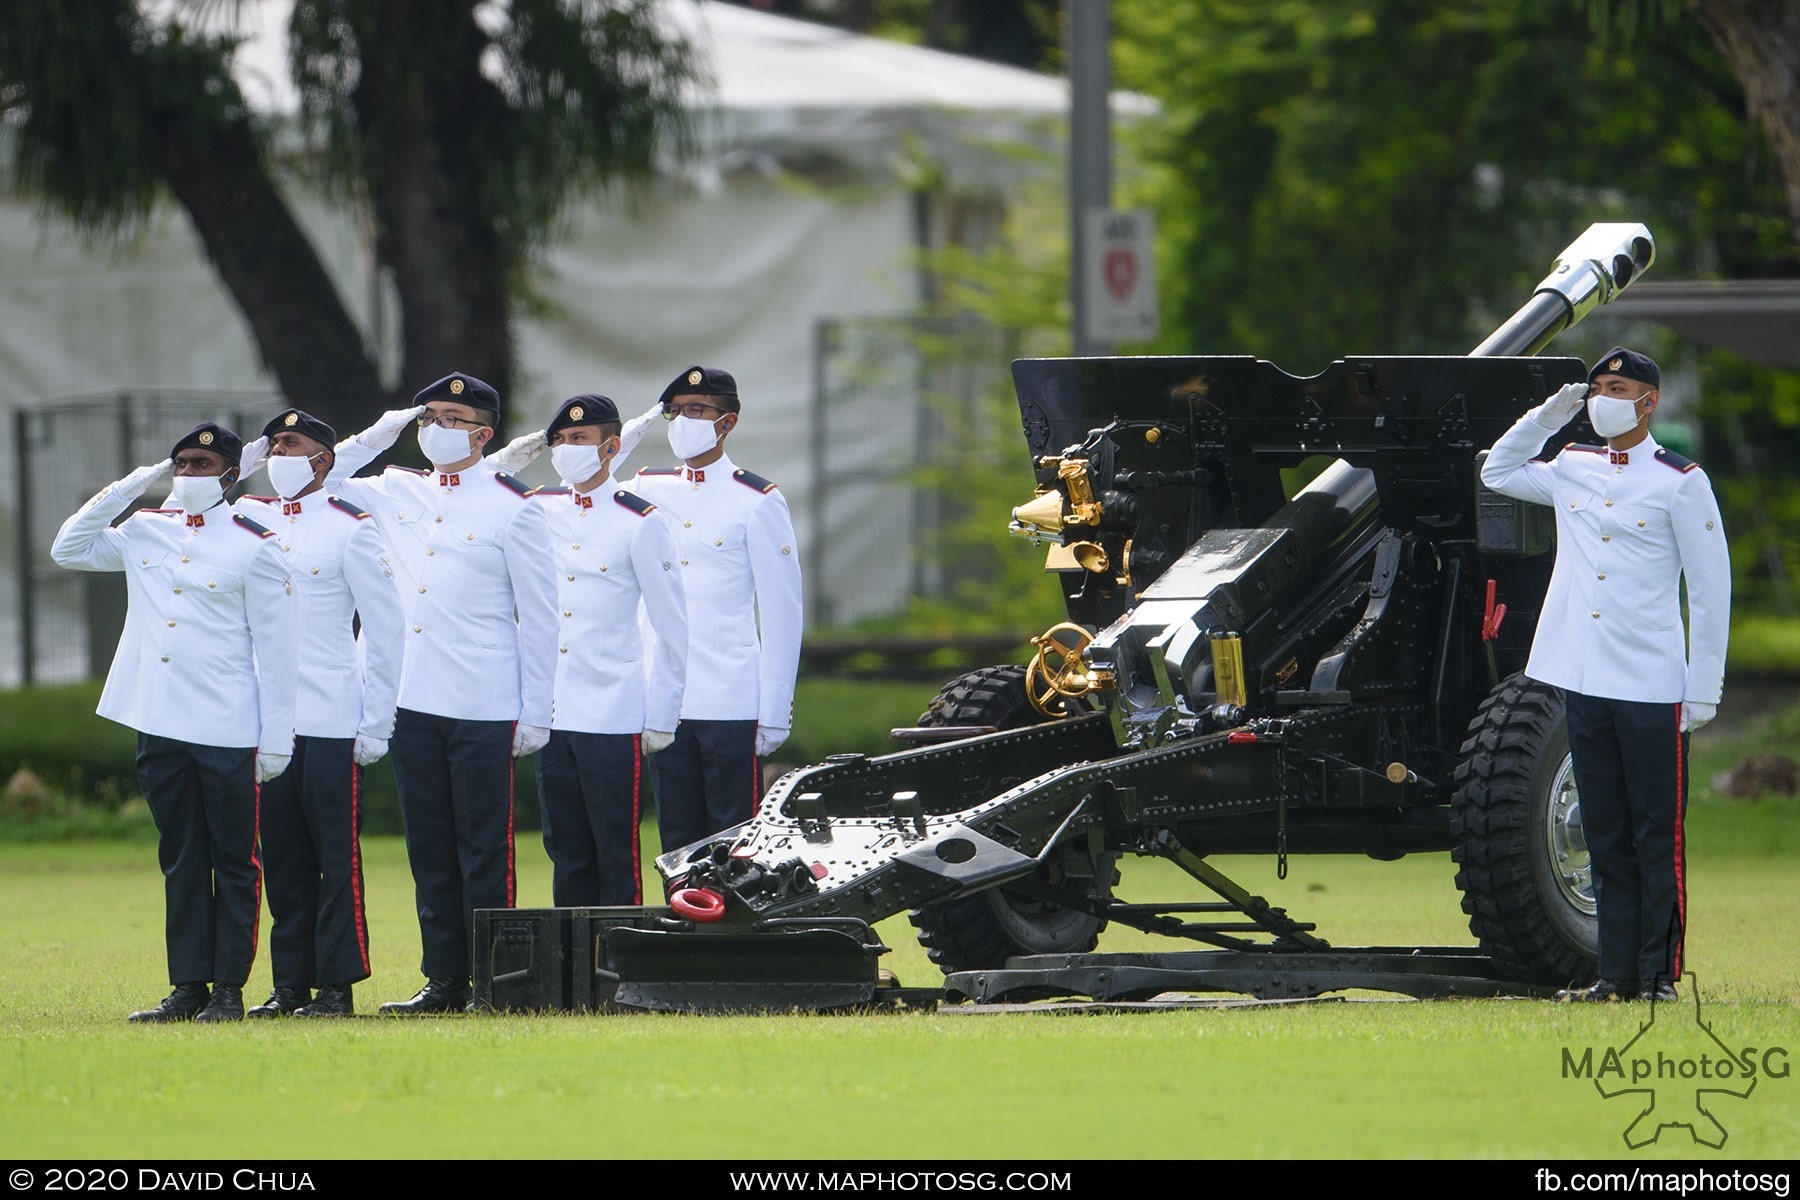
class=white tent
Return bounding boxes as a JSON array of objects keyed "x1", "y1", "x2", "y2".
[{"x1": 1, "y1": 2, "x2": 1154, "y2": 682}]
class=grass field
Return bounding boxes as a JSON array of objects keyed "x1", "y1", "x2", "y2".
[{"x1": 3, "y1": 791, "x2": 1797, "y2": 1161}]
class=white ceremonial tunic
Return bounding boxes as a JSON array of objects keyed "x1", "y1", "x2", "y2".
[
  {"x1": 327, "y1": 456, "x2": 559, "y2": 726},
  {"x1": 234, "y1": 493, "x2": 404, "y2": 741},
  {"x1": 537, "y1": 482, "x2": 689, "y2": 735},
  {"x1": 632, "y1": 452, "x2": 803, "y2": 729},
  {"x1": 52, "y1": 492, "x2": 298, "y2": 754},
  {"x1": 1481, "y1": 419, "x2": 1730, "y2": 705}
]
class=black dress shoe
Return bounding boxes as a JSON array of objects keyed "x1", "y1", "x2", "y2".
[
  {"x1": 127, "y1": 983, "x2": 211, "y2": 1024},
  {"x1": 378, "y1": 978, "x2": 471, "y2": 1015},
  {"x1": 194, "y1": 983, "x2": 246, "y2": 1023},
  {"x1": 1640, "y1": 981, "x2": 1679, "y2": 1003},
  {"x1": 294, "y1": 984, "x2": 355, "y2": 1017},
  {"x1": 247, "y1": 986, "x2": 312, "y2": 1018},
  {"x1": 1555, "y1": 979, "x2": 1634, "y2": 1003}
]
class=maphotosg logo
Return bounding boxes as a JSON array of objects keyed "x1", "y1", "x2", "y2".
[{"x1": 1559, "y1": 973, "x2": 1790, "y2": 1149}]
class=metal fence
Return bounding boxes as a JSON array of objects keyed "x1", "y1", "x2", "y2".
[
  {"x1": 7, "y1": 390, "x2": 286, "y2": 686},
  {"x1": 808, "y1": 314, "x2": 1042, "y2": 628}
]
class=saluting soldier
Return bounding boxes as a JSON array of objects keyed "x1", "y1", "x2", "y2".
[
  {"x1": 326, "y1": 373, "x2": 558, "y2": 1014},
  {"x1": 1482, "y1": 347, "x2": 1730, "y2": 1003},
  {"x1": 52, "y1": 421, "x2": 298, "y2": 1024},
  {"x1": 632, "y1": 366, "x2": 803, "y2": 857},
  {"x1": 234, "y1": 408, "x2": 403, "y2": 1018},
  {"x1": 528, "y1": 394, "x2": 688, "y2": 905}
]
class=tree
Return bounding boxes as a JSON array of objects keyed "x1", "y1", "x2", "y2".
[{"x1": 0, "y1": 0, "x2": 698, "y2": 435}]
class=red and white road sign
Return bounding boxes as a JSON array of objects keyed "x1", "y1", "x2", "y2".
[{"x1": 1082, "y1": 208, "x2": 1159, "y2": 344}]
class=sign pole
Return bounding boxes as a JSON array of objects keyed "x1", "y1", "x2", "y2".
[{"x1": 1067, "y1": 0, "x2": 1112, "y2": 357}]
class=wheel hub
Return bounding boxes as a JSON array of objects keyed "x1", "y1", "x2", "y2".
[{"x1": 1545, "y1": 754, "x2": 1595, "y2": 916}]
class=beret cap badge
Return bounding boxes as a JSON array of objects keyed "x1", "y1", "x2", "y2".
[
  {"x1": 570, "y1": 405, "x2": 584, "y2": 420},
  {"x1": 198, "y1": 431, "x2": 214, "y2": 446},
  {"x1": 450, "y1": 378, "x2": 465, "y2": 395},
  {"x1": 284, "y1": 412, "x2": 299, "y2": 426},
  {"x1": 688, "y1": 369, "x2": 702, "y2": 385},
  {"x1": 1609, "y1": 356, "x2": 1623, "y2": 371}
]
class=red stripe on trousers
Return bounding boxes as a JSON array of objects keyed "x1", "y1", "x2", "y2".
[
  {"x1": 1672, "y1": 703, "x2": 1687, "y2": 978},
  {"x1": 350, "y1": 757, "x2": 370, "y2": 975},
  {"x1": 506, "y1": 723, "x2": 517, "y2": 907},
  {"x1": 630, "y1": 734, "x2": 643, "y2": 906}
]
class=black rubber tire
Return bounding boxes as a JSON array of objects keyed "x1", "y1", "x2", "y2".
[
  {"x1": 906, "y1": 665, "x2": 1111, "y2": 975},
  {"x1": 1450, "y1": 673, "x2": 1600, "y2": 986}
]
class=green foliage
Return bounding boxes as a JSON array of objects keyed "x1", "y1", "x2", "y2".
[{"x1": 1112, "y1": 0, "x2": 1792, "y2": 370}]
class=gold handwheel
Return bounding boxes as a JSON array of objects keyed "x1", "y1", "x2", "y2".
[{"x1": 1026, "y1": 622, "x2": 1096, "y2": 716}]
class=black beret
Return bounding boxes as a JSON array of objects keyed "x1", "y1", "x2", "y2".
[
  {"x1": 658, "y1": 365, "x2": 738, "y2": 409},
  {"x1": 170, "y1": 421, "x2": 243, "y2": 464},
  {"x1": 1588, "y1": 347, "x2": 1660, "y2": 389},
  {"x1": 546, "y1": 394, "x2": 621, "y2": 439},
  {"x1": 260, "y1": 408, "x2": 337, "y2": 449},
  {"x1": 413, "y1": 371, "x2": 501, "y2": 414}
]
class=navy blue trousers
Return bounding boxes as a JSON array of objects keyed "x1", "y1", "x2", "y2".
[
  {"x1": 538, "y1": 730, "x2": 644, "y2": 907},
  {"x1": 1565, "y1": 692, "x2": 1688, "y2": 987},
  {"x1": 135, "y1": 735, "x2": 261, "y2": 986},
  {"x1": 652, "y1": 718, "x2": 761, "y2": 860},
  {"x1": 259, "y1": 734, "x2": 370, "y2": 989},
  {"x1": 390, "y1": 708, "x2": 515, "y2": 981}
]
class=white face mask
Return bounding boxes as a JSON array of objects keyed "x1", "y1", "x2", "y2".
[
  {"x1": 418, "y1": 422, "x2": 474, "y2": 466},
  {"x1": 667, "y1": 414, "x2": 722, "y2": 460},
  {"x1": 551, "y1": 443, "x2": 609, "y2": 487},
  {"x1": 265, "y1": 453, "x2": 319, "y2": 499},
  {"x1": 1587, "y1": 391, "x2": 1643, "y2": 439},
  {"x1": 167, "y1": 473, "x2": 226, "y2": 515}
]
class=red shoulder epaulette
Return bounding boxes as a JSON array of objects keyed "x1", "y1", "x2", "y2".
[
  {"x1": 328, "y1": 496, "x2": 371, "y2": 519},
  {"x1": 233, "y1": 513, "x2": 276, "y2": 539},
  {"x1": 732, "y1": 467, "x2": 778, "y2": 494},
  {"x1": 494, "y1": 472, "x2": 531, "y2": 497},
  {"x1": 390, "y1": 465, "x2": 431, "y2": 477},
  {"x1": 614, "y1": 490, "x2": 655, "y2": 517},
  {"x1": 530, "y1": 485, "x2": 570, "y2": 498},
  {"x1": 636, "y1": 467, "x2": 680, "y2": 477},
  {"x1": 1564, "y1": 443, "x2": 1606, "y2": 455}
]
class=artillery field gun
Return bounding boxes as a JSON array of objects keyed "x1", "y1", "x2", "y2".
[{"x1": 474, "y1": 223, "x2": 1659, "y2": 1012}]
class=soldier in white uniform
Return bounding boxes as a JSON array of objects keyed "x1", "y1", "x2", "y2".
[
  {"x1": 1482, "y1": 347, "x2": 1730, "y2": 1003},
  {"x1": 52, "y1": 422, "x2": 298, "y2": 1024},
  {"x1": 632, "y1": 366, "x2": 803, "y2": 857},
  {"x1": 526, "y1": 394, "x2": 688, "y2": 904},
  {"x1": 234, "y1": 408, "x2": 403, "y2": 1018},
  {"x1": 326, "y1": 373, "x2": 559, "y2": 1014}
]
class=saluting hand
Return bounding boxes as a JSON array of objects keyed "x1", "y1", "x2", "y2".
[
  {"x1": 113, "y1": 458, "x2": 174, "y2": 502},
  {"x1": 488, "y1": 430, "x2": 548, "y2": 473},
  {"x1": 1534, "y1": 381, "x2": 1589, "y2": 428},
  {"x1": 238, "y1": 436, "x2": 270, "y2": 482},
  {"x1": 353, "y1": 404, "x2": 428, "y2": 452}
]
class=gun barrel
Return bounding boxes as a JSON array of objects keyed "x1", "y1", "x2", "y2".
[{"x1": 1470, "y1": 222, "x2": 1655, "y2": 357}]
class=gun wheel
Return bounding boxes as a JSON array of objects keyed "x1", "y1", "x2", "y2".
[
  {"x1": 906, "y1": 664, "x2": 1114, "y2": 975},
  {"x1": 1451, "y1": 673, "x2": 1599, "y2": 986}
]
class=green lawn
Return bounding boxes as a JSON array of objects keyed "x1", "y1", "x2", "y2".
[{"x1": 2, "y1": 797, "x2": 1796, "y2": 1160}]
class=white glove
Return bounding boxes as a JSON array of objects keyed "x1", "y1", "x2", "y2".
[
  {"x1": 611, "y1": 399, "x2": 664, "y2": 477},
  {"x1": 255, "y1": 752, "x2": 291, "y2": 783},
  {"x1": 641, "y1": 728, "x2": 674, "y2": 755},
  {"x1": 488, "y1": 429, "x2": 548, "y2": 474},
  {"x1": 353, "y1": 735, "x2": 389, "y2": 766},
  {"x1": 1680, "y1": 702, "x2": 1716, "y2": 734},
  {"x1": 238, "y1": 436, "x2": 270, "y2": 483},
  {"x1": 353, "y1": 404, "x2": 428, "y2": 452},
  {"x1": 1534, "y1": 382, "x2": 1588, "y2": 429},
  {"x1": 754, "y1": 726, "x2": 789, "y2": 757},
  {"x1": 513, "y1": 723, "x2": 551, "y2": 757},
  {"x1": 113, "y1": 459, "x2": 173, "y2": 503}
]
